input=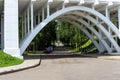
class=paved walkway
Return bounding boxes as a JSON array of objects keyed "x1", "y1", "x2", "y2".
[
  {"x1": 1, "y1": 56, "x2": 120, "y2": 80},
  {"x1": 1, "y1": 47, "x2": 120, "y2": 80}
]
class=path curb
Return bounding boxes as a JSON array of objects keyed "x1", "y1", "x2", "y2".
[{"x1": 0, "y1": 59, "x2": 41, "y2": 75}]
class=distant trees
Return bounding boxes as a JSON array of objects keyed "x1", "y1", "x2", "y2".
[
  {"x1": 27, "y1": 21, "x2": 57, "y2": 51},
  {"x1": 57, "y1": 21, "x2": 89, "y2": 51},
  {"x1": 24, "y1": 20, "x2": 96, "y2": 53}
]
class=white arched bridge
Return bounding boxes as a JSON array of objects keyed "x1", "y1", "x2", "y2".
[{"x1": 1, "y1": 0, "x2": 120, "y2": 58}]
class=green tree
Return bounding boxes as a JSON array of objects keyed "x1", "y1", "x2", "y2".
[
  {"x1": 27, "y1": 21, "x2": 57, "y2": 51},
  {"x1": 58, "y1": 21, "x2": 88, "y2": 47}
]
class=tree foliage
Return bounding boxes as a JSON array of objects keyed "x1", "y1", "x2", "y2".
[
  {"x1": 27, "y1": 21, "x2": 57, "y2": 51},
  {"x1": 25, "y1": 20, "x2": 97, "y2": 53},
  {"x1": 58, "y1": 21, "x2": 89, "y2": 48}
]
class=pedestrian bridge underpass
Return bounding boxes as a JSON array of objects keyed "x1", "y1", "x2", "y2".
[{"x1": 1, "y1": 0, "x2": 120, "y2": 58}]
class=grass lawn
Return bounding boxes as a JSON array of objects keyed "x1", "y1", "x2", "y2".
[{"x1": 0, "y1": 51, "x2": 23, "y2": 67}]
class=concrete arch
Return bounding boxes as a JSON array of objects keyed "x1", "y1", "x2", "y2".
[
  {"x1": 59, "y1": 16, "x2": 110, "y2": 53},
  {"x1": 61, "y1": 19, "x2": 105, "y2": 53},
  {"x1": 64, "y1": 12, "x2": 120, "y2": 52},
  {"x1": 20, "y1": 6, "x2": 120, "y2": 54},
  {"x1": 59, "y1": 15, "x2": 114, "y2": 53}
]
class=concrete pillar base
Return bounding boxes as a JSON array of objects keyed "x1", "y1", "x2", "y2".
[{"x1": 3, "y1": 49, "x2": 23, "y2": 59}]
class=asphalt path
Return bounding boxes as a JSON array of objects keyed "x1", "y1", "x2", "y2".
[{"x1": 1, "y1": 47, "x2": 120, "y2": 80}]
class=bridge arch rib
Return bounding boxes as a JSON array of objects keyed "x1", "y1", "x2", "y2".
[
  {"x1": 59, "y1": 16, "x2": 110, "y2": 53},
  {"x1": 60, "y1": 12, "x2": 119, "y2": 53},
  {"x1": 20, "y1": 6, "x2": 120, "y2": 54},
  {"x1": 60, "y1": 19, "x2": 106, "y2": 53}
]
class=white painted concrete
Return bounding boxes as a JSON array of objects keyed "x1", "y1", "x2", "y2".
[
  {"x1": 20, "y1": 6, "x2": 120, "y2": 54},
  {"x1": 1, "y1": 0, "x2": 120, "y2": 57},
  {"x1": 4, "y1": 0, "x2": 22, "y2": 58}
]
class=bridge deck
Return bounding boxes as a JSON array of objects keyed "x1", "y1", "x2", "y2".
[
  {"x1": 0, "y1": 0, "x2": 120, "y2": 16},
  {"x1": 18, "y1": 0, "x2": 120, "y2": 15}
]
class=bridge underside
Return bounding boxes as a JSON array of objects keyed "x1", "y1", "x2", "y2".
[{"x1": 1, "y1": 0, "x2": 120, "y2": 58}]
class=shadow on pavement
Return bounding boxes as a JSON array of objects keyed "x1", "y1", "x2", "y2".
[
  {"x1": 24, "y1": 53, "x2": 98, "y2": 60},
  {"x1": 24, "y1": 46, "x2": 101, "y2": 60},
  {"x1": 24, "y1": 55, "x2": 41, "y2": 60}
]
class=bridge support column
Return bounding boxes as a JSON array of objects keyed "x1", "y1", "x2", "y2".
[
  {"x1": 105, "y1": 6, "x2": 114, "y2": 50},
  {"x1": 38, "y1": 13, "x2": 40, "y2": 23},
  {"x1": 42, "y1": 8, "x2": 45, "y2": 21},
  {"x1": 118, "y1": 6, "x2": 120, "y2": 31},
  {"x1": 24, "y1": 12, "x2": 27, "y2": 36},
  {"x1": 21, "y1": 16, "x2": 24, "y2": 39},
  {"x1": 4, "y1": 0, "x2": 22, "y2": 58},
  {"x1": 30, "y1": 0, "x2": 34, "y2": 31},
  {"x1": 47, "y1": 3, "x2": 50, "y2": 17},
  {"x1": 27, "y1": 5, "x2": 30, "y2": 34}
]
